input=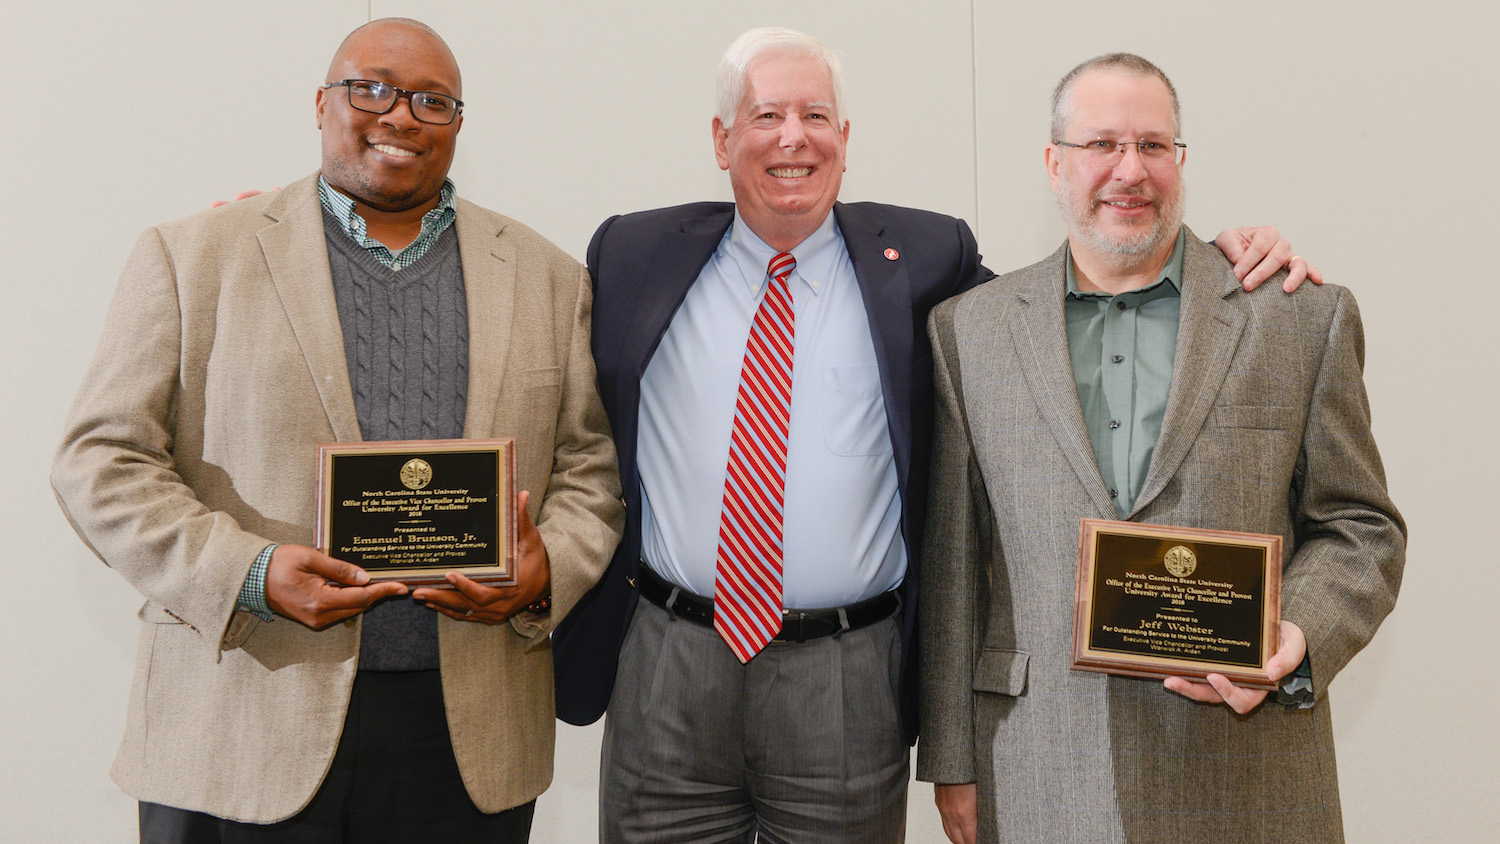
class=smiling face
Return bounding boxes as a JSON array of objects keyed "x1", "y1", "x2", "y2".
[
  {"x1": 316, "y1": 22, "x2": 462, "y2": 214},
  {"x1": 1047, "y1": 68, "x2": 1185, "y2": 269},
  {"x1": 713, "y1": 51, "x2": 849, "y2": 252}
]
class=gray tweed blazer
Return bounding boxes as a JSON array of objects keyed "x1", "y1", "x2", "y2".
[{"x1": 916, "y1": 228, "x2": 1405, "y2": 843}]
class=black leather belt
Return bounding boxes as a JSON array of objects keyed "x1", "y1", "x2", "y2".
[{"x1": 634, "y1": 564, "x2": 899, "y2": 643}]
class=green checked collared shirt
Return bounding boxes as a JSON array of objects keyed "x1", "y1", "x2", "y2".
[
  {"x1": 316, "y1": 175, "x2": 458, "y2": 269},
  {"x1": 234, "y1": 177, "x2": 461, "y2": 621}
]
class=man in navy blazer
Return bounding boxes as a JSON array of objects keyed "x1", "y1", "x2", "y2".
[{"x1": 552, "y1": 27, "x2": 1308, "y2": 842}]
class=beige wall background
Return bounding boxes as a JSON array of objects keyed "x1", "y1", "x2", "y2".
[{"x1": 3, "y1": 1, "x2": 1492, "y2": 840}]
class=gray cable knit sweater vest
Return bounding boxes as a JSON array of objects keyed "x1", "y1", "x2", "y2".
[{"x1": 324, "y1": 213, "x2": 468, "y2": 671}]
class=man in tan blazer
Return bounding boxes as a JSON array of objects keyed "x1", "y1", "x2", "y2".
[
  {"x1": 917, "y1": 54, "x2": 1405, "y2": 843},
  {"x1": 51, "y1": 18, "x2": 622, "y2": 841}
]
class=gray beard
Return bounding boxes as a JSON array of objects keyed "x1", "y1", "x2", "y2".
[{"x1": 1058, "y1": 176, "x2": 1185, "y2": 261}]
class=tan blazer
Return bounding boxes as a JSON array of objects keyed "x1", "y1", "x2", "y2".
[
  {"x1": 52, "y1": 174, "x2": 623, "y2": 823},
  {"x1": 917, "y1": 229, "x2": 1405, "y2": 842}
]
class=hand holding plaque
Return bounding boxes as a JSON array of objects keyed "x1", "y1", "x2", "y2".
[
  {"x1": 264, "y1": 543, "x2": 410, "y2": 630},
  {"x1": 1162, "y1": 620, "x2": 1306, "y2": 714},
  {"x1": 315, "y1": 439, "x2": 518, "y2": 588},
  {"x1": 1071, "y1": 519, "x2": 1282, "y2": 690},
  {"x1": 411, "y1": 488, "x2": 551, "y2": 625}
]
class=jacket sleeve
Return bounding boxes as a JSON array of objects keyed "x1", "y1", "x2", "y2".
[
  {"x1": 510, "y1": 259, "x2": 625, "y2": 642},
  {"x1": 1283, "y1": 286, "x2": 1406, "y2": 697},
  {"x1": 51, "y1": 227, "x2": 269, "y2": 654},
  {"x1": 915, "y1": 298, "x2": 991, "y2": 784}
]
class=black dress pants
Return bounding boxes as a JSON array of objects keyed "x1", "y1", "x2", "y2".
[{"x1": 139, "y1": 670, "x2": 535, "y2": 843}]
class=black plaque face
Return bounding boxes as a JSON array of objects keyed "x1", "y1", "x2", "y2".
[
  {"x1": 315, "y1": 439, "x2": 517, "y2": 587},
  {"x1": 1072, "y1": 519, "x2": 1281, "y2": 690}
]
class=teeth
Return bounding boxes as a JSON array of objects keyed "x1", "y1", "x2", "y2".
[
  {"x1": 373, "y1": 144, "x2": 416, "y2": 158},
  {"x1": 769, "y1": 167, "x2": 812, "y2": 178}
]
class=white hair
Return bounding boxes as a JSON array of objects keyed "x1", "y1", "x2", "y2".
[{"x1": 715, "y1": 27, "x2": 847, "y2": 127}]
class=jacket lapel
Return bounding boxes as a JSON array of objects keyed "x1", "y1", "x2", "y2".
[
  {"x1": 1128, "y1": 229, "x2": 1247, "y2": 516},
  {"x1": 1010, "y1": 243, "x2": 1117, "y2": 519},
  {"x1": 834, "y1": 203, "x2": 914, "y2": 485},
  {"x1": 455, "y1": 198, "x2": 516, "y2": 438},
  {"x1": 258, "y1": 174, "x2": 361, "y2": 443},
  {"x1": 620, "y1": 211, "x2": 734, "y2": 378}
]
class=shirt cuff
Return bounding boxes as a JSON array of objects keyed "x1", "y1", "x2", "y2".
[
  {"x1": 236, "y1": 544, "x2": 276, "y2": 622},
  {"x1": 1275, "y1": 654, "x2": 1315, "y2": 709}
]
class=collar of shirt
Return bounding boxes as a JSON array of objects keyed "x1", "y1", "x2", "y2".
[
  {"x1": 1065, "y1": 227, "x2": 1186, "y2": 304},
  {"x1": 724, "y1": 207, "x2": 842, "y2": 299},
  {"x1": 317, "y1": 176, "x2": 458, "y2": 270}
]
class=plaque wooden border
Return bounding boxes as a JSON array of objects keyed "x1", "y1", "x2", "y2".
[
  {"x1": 314, "y1": 438, "x2": 518, "y2": 588},
  {"x1": 1072, "y1": 518, "x2": 1282, "y2": 690}
]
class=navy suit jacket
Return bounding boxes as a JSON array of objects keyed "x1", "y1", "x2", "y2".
[{"x1": 553, "y1": 201, "x2": 990, "y2": 742}]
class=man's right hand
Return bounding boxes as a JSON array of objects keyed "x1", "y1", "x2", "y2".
[
  {"x1": 264, "y1": 544, "x2": 407, "y2": 630},
  {"x1": 935, "y1": 782, "x2": 979, "y2": 844}
]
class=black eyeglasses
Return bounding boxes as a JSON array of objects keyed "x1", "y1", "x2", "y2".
[
  {"x1": 324, "y1": 79, "x2": 464, "y2": 125},
  {"x1": 1053, "y1": 138, "x2": 1186, "y2": 167}
]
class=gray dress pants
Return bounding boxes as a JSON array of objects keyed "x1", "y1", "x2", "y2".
[{"x1": 600, "y1": 598, "x2": 908, "y2": 843}]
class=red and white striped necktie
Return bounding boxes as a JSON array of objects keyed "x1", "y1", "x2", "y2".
[{"x1": 714, "y1": 251, "x2": 796, "y2": 662}]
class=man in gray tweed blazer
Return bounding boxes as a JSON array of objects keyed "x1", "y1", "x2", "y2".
[{"x1": 916, "y1": 53, "x2": 1405, "y2": 843}]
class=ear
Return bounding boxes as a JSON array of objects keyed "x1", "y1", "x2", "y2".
[
  {"x1": 712, "y1": 116, "x2": 731, "y2": 171},
  {"x1": 315, "y1": 86, "x2": 327, "y2": 130},
  {"x1": 1045, "y1": 143, "x2": 1061, "y2": 192},
  {"x1": 839, "y1": 120, "x2": 850, "y2": 172}
]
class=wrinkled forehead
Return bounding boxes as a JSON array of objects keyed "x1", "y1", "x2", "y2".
[{"x1": 1066, "y1": 69, "x2": 1176, "y2": 138}]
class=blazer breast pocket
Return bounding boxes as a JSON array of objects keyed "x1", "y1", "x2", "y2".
[
  {"x1": 1187, "y1": 405, "x2": 1301, "y2": 497},
  {"x1": 1207, "y1": 405, "x2": 1298, "y2": 432},
  {"x1": 822, "y1": 365, "x2": 892, "y2": 456},
  {"x1": 517, "y1": 366, "x2": 563, "y2": 393},
  {"x1": 503, "y1": 367, "x2": 563, "y2": 438}
]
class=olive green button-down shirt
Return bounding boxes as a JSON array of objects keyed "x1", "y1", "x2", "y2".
[{"x1": 1064, "y1": 229, "x2": 1186, "y2": 518}]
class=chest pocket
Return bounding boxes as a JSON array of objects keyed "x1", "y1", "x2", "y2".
[
  {"x1": 1208, "y1": 404, "x2": 1297, "y2": 432},
  {"x1": 822, "y1": 365, "x2": 892, "y2": 456}
]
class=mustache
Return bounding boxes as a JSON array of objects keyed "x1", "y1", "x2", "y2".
[{"x1": 1092, "y1": 188, "x2": 1156, "y2": 204}]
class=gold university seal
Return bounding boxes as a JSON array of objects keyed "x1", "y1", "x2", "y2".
[
  {"x1": 1163, "y1": 545, "x2": 1197, "y2": 579},
  {"x1": 400, "y1": 458, "x2": 433, "y2": 490}
]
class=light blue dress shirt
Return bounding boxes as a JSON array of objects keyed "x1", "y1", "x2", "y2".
[{"x1": 637, "y1": 210, "x2": 904, "y2": 608}]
